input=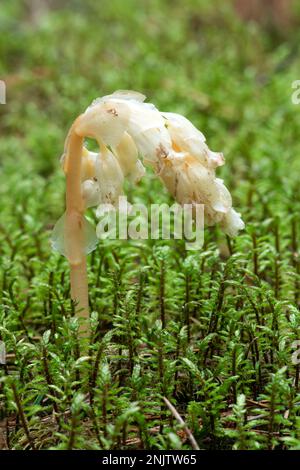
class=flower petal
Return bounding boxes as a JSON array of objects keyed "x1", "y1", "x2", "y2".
[
  {"x1": 163, "y1": 112, "x2": 224, "y2": 169},
  {"x1": 221, "y1": 208, "x2": 245, "y2": 237}
]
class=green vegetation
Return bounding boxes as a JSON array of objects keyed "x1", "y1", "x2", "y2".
[{"x1": 1, "y1": 0, "x2": 300, "y2": 450}]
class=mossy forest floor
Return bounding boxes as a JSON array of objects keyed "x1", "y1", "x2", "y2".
[{"x1": 1, "y1": 0, "x2": 300, "y2": 450}]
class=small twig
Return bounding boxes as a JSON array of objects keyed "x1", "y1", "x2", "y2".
[{"x1": 163, "y1": 397, "x2": 200, "y2": 450}]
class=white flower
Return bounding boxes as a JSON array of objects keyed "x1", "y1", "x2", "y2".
[
  {"x1": 76, "y1": 90, "x2": 172, "y2": 165},
  {"x1": 52, "y1": 90, "x2": 244, "y2": 257},
  {"x1": 162, "y1": 112, "x2": 225, "y2": 169}
]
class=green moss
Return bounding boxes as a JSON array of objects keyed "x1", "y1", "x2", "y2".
[{"x1": 0, "y1": 0, "x2": 300, "y2": 450}]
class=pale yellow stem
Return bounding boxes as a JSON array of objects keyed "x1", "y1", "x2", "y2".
[
  {"x1": 64, "y1": 116, "x2": 89, "y2": 334},
  {"x1": 70, "y1": 258, "x2": 89, "y2": 334}
]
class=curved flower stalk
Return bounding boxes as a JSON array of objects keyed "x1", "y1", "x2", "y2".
[{"x1": 51, "y1": 90, "x2": 244, "y2": 331}]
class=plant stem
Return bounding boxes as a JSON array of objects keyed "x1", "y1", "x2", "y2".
[
  {"x1": 64, "y1": 118, "x2": 89, "y2": 333},
  {"x1": 11, "y1": 382, "x2": 36, "y2": 450},
  {"x1": 159, "y1": 260, "x2": 165, "y2": 328}
]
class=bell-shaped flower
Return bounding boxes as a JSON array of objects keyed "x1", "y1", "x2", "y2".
[{"x1": 52, "y1": 90, "x2": 244, "y2": 260}]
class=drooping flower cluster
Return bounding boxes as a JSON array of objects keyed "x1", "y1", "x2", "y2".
[{"x1": 52, "y1": 90, "x2": 244, "y2": 255}]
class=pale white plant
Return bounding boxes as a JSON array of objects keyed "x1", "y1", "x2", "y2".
[{"x1": 51, "y1": 90, "x2": 244, "y2": 332}]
